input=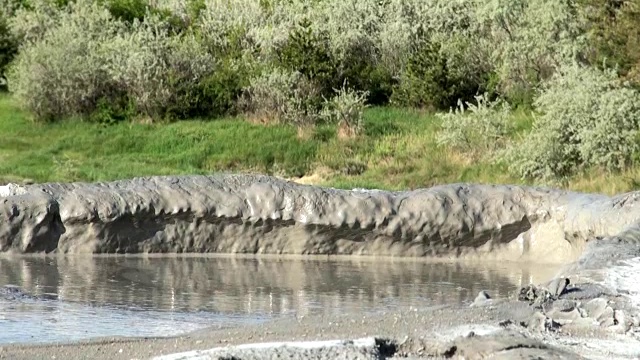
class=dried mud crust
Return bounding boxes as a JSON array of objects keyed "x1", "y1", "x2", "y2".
[{"x1": 1, "y1": 174, "x2": 640, "y2": 262}]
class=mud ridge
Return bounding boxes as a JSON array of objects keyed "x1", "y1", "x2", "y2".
[{"x1": 1, "y1": 174, "x2": 640, "y2": 262}]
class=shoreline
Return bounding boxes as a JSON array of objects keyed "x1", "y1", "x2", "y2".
[
  {"x1": 1, "y1": 272, "x2": 639, "y2": 359},
  {"x1": 1, "y1": 250, "x2": 639, "y2": 359},
  {"x1": 0, "y1": 251, "x2": 575, "y2": 266}
]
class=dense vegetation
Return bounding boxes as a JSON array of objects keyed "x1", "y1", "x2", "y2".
[{"x1": 2, "y1": 0, "x2": 640, "y2": 188}]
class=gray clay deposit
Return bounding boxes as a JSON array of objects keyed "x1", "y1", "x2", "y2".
[{"x1": 2, "y1": 174, "x2": 640, "y2": 263}]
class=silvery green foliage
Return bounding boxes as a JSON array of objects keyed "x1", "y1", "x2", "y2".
[
  {"x1": 8, "y1": 0, "x2": 215, "y2": 121},
  {"x1": 251, "y1": 0, "x2": 318, "y2": 58},
  {"x1": 4, "y1": 0, "x2": 593, "y2": 121},
  {"x1": 149, "y1": 0, "x2": 188, "y2": 21},
  {"x1": 197, "y1": 0, "x2": 267, "y2": 53},
  {"x1": 436, "y1": 94, "x2": 513, "y2": 158},
  {"x1": 321, "y1": 85, "x2": 369, "y2": 136},
  {"x1": 6, "y1": 0, "x2": 121, "y2": 120},
  {"x1": 240, "y1": 68, "x2": 321, "y2": 127},
  {"x1": 7, "y1": 0, "x2": 61, "y2": 44},
  {"x1": 0, "y1": 0, "x2": 18, "y2": 17},
  {"x1": 505, "y1": 64, "x2": 640, "y2": 181},
  {"x1": 101, "y1": 16, "x2": 217, "y2": 120},
  {"x1": 100, "y1": 14, "x2": 173, "y2": 120},
  {"x1": 166, "y1": 32, "x2": 215, "y2": 83},
  {"x1": 376, "y1": 0, "x2": 419, "y2": 77},
  {"x1": 313, "y1": 0, "x2": 381, "y2": 64},
  {"x1": 473, "y1": 0, "x2": 586, "y2": 98}
]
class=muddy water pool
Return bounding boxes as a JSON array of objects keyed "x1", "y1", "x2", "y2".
[{"x1": 0, "y1": 256, "x2": 562, "y2": 345}]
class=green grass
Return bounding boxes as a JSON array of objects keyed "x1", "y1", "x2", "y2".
[
  {"x1": 0, "y1": 94, "x2": 317, "y2": 182},
  {"x1": 2, "y1": 93, "x2": 640, "y2": 195}
]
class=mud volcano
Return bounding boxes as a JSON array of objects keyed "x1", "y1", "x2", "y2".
[{"x1": 1, "y1": 174, "x2": 640, "y2": 262}]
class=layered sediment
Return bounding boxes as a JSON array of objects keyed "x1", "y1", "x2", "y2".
[{"x1": 1, "y1": 174, "x2": 640, "y2": 262}]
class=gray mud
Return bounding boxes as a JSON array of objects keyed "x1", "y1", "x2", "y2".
[
  {"x1": 2, "y1": 174, "x2": 640, "y2": 262},
  {"x1": 2, "y1": 175, "x2": 640, "y2": 359}
]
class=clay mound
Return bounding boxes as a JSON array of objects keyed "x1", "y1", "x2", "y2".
[{"x1": 1, "y1": 174, "x2": 640, "y2": 262}]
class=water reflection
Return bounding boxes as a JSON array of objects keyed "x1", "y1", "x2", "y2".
[{"x1": 0, "y1": 256, "x2": 560, "y2": 318}]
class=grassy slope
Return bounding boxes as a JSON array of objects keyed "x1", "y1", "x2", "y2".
[{"x1": 1, "y1": 94, "x2": 639, "y2": 194}]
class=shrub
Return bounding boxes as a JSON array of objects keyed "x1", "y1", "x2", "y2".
[
  {"x1": 578, "y1": 0, "x2": 640, "y2": 85},
  {"x1": 380, "y1": 0, "x2": 495, "y2": 110},
  {"x1": 196, "y1": 0, "x2": 265, "y2": 54},
  {"x1": 474, "y1": 0, "x2": 587, "y2": 105},
  {"x1": 3, "y1": 0, "x2": 619, "y2": 125},
  {"x1": 104, "y1": 0, "x2": 149, "y2": 23},
  {"x1": 7, "y1": 0, "x2": 62, "y2": 44},
  {"x1": 100, "y1": 14, "x2": 176, "y2": 121},
  {"x1": 89, "y1": 95, "x2": 135, "y2": 124},
  {"x1": 6, "y1": 0, "x2": 124, "y2": 121},
  {"x1": 164, "y1": 34, "x2": 252, "y2": 119},
  {"x1": 239, "y1": 68, "x2": 322, "y2": 128},
  {"x1": 436, "y1": 93, "x2": 513, "y2": 159},
  {"x1": 102, "y1": 14, "x2": 231, "y2": 121},
  {"x1": 105, "y1": 0, "x2": 188, "y2": 34},
  {"x1": 7, "y1": 0, "x2": 256, "y2": 122},
  {"x1": 274, "y1": 17, "x2": 335, "y2": 98},
  {"x1": 504, "y1": 64, "x2": 640, "y2": 181},
  {"x1": 0, "y1": 11, "x2": 18, "y2": 90},
  {"x1": 313, "y1": 0, "x2": 394, "y2": 103},
  {"x1": 391, "y1": 33, "x2": 494, "y2": 110},
  {"x1": 321, "y1": 84, "x2": 369, "y2": 138}
]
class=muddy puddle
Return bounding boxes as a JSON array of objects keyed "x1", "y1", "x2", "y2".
[{"x1": 0, "y1": 256, "x2": 562, "y2": 345}]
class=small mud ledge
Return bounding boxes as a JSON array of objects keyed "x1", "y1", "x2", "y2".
[{"x1": 1, "y1": 174, "x2": 640, "y2": 263}]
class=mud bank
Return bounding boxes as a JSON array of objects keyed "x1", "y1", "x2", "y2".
[{"x1": 2, "y1": 174, "x2": 640, "y2": 262}]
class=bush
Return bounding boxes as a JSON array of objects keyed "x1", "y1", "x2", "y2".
[
  {"x1": 0, "y1": 11, "x2": 18, "y2": 90},
  {"x1": 7, "y1": 0, "x2": 62, "y2": 45},
  {"x1": 3, "y1": 0, "x2": 626, "y2": 126},
  {"x1": 312, "y1": 0, "x2": 393, "y2": 104},
  {"x1": 474, "y1": 0, "x2": 587, "y2": 106},
  {"x1": 164, "y1": 29, "x2": 257, "y2": 120},
  {"x1": 103, "y1": 14, "x2": 236, "y2": 122},
  {"x1": 166, "y1": 55, "x2": 250, "y2": 120},
  {"x1": 504, "y1": 64, "x2": 640, "y2": 181},
  {"x1": 436, "y1": 94, "x2": 513, "y2": 159},
  {"x1": 196, "y1": 0, "x2": 265, "y2": 54},
  {"x1": 274, "y1": 17, "x2": 335, "y2": 98},
  {"x1": 104, "y1": 0, "x2": 149, "y2": 23},
  {"x1": 390, "y1": 34, "x2": 493, "y2": 110},
  {"x1": 578, "y1": 0, "x2": 640, "y2": 85},
  {"x1": 6, "y1": 0, "x2": 124, "y2": 121},
  {"x1": 7, "y1": 0, "x2": 218, "y2": 122},
  {"x1": 239, "y1": 68, "x2": 322, "y2": 128},
  {"x1": 380, "y1": 0, "x2": 495, "y2": 110},
  {"x1": 321, "y1": 84, "x2": 369, "y2": 138},
  {"x1": 89, "y1": 95, "x2": 135, "y2": 124},
  {"x1": 8, "y1": 0, "x2": 251, "y2": 122}
]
